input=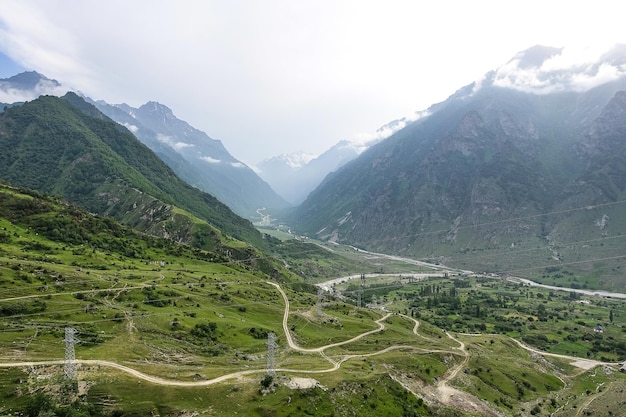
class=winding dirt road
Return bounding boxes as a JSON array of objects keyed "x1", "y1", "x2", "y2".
[{"x1": 0, "y1": 281, "x2": 617, "y2": 392}]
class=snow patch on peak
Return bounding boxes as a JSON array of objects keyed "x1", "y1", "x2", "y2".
[{"x1": 262, "y1": 152, "x2": 317, "y2": 169}]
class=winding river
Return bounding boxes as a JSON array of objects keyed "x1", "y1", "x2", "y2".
[{"x1": 315, "y1": 248, "x2": 626, "y2": 300}]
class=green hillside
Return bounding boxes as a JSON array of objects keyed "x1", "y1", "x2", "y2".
[{"x1": 0, "y1": 93, "x2": 263, "y2": 251}]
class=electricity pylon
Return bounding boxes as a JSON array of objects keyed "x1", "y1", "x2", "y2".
[
  {"x1": 64, "y1": 327, "x2": 79, "y2": 380},
  {"x1": 266, "y1": 332, "x2": 277, "y2": 376}
]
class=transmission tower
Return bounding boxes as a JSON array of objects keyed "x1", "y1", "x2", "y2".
[
  {"x1": 316, "y1": 287, "x2": 324, "y2": 316},
  {"x1": 358, "y1": 273, "x2": 365, "y2": 308},
  {"x1": 266, "y1": 332, "x2": 277, "y2": 376},
  {"x1": 64, "y1": 327, "x2": 79, "y2": 380}
]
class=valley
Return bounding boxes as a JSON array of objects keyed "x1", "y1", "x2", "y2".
[{"x1": 1, "y1": 44, "x2": 626, "y2": 417}]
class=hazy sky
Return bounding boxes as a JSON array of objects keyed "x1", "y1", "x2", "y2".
[{"x1": 0, "y1": 1, "x2": 625, "y2": 165}]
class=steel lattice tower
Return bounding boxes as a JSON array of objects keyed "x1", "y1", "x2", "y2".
[
  {"x1": 358, "y1": 273, "x2": 365, "y2": 308},
  {"x1": 266, "y1": 332, "x2": 277, "y2": 376},
  {"x1": 64, "y1": 327, "x2": 79, "y2": 380},
  {"x1": 316, "y1": 287, "x2": 324, "y2": 316}
]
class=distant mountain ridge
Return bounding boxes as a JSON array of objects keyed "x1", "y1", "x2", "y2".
[
  {"x1": 257, "y1": 109, "x2": 431, "y2": 205},
  {"x1": 290, "y1": 44, "x2": 626, "y2": 290},
  {"x1": 257, "y1": 141, "x2": 369, "y2": 204}
]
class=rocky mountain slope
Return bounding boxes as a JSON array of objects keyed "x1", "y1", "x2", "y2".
[{"x1": 290, "y1": 45, "x2": 626, "y2": 289}]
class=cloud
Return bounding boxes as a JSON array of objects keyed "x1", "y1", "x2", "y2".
[
  {"x1": 172, "y1": 142, "x2": 193, "y2": 150},
  {"x1": 156, "y1": 133, "x2": 173, "y2": 144},
  {"x1": 2, "y1": 2, "x2": 626, "y2": 163},
  {"x1": 352, "y1": 109, "x2": 431, "y2": 145},
  {"x1": 155, "y1": 133, "x2": 193, "y2": 151},
  {"x1": 0, "y1": 1, "x2": 96, "y2": 91},
  {"x1": 122, "y1": 122, "x2": 138, "y2": 133},
  {"x1": 492, "y1": 45, "x2": 626, "y2": 94},
  {"x1": 230, "y1": 162, "x2": 246, "y2": 168},
  {"x1": 0, "y1": 78, "x2": 70, "y2": 103},
  {"x1": 201, "y1": 156, "x2": 221, "y2": 164}
]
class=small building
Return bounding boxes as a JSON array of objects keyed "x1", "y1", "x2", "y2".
[{"x1": 594, "y1": 325, "x2": 604, "y2": 333}]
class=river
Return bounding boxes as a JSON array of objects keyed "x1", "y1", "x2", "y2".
[{"x1": 315, "y1": 247, "x2": 626, "y2": 300}]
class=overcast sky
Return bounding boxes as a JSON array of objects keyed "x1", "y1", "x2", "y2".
[{"x1": 1, "y1": 1, "x2": 625, "y2": 166}]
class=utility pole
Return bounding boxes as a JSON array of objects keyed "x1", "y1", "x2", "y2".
[
  {"x1": 64, "y1": 327, "x2": 79, "y2": 380},
  {"x1": 358, "y1": 274, "x2": 365, "y2": 308},
  {"x1": 266, "y1": 332, "x2": 277, "y2": 377},
  {"x1": 316, "y1": 287, "x2": 324, "y2": 316}
]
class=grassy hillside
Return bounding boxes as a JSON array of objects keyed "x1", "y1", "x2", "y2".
[
  {"x1": 0, "y1": 93, "x2": 264, "y2": 251},
  {"x1": 0, "y1": 184, "x2": 624, "y2": 416}
]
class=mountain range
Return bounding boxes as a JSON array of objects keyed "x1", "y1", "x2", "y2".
[
  {"x1": 0, "y1": 92, "x2": 275, "y2": 266},
  {"x1": 290, "y1": 44, "x2": 626, "y2": 290},
  {"x1": 257, "y1": 114, "x2": 425, "y2": 204},
  {"x1": 0, "y1": 71, "x2": 288, "y2": 220},
  {"x1": 3, "y1": 45, "x2": 626, "y2": 291}
]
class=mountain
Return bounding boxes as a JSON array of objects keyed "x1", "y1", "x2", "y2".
[
  {"x1": 0, "y1": 71, "x2": 67, "y2": 104},
  {"x1": 258, "y1": 142, "x2": 367, "y2": 204},
  {"x1": 0, "y1": 92, "x2": 269, "y2": 256},
  {"x1": 258, "y1": 110, "x2": 430, "y2": 205},
  {"x1": 91, "y1": 99, "x2": 289, "y2": 219},
  {"x1": 0, "y1": 71, "x2": 289, "y2": 220},
  {"x1": 291, "y1": 44, "x2": 626, "y2": 290}
]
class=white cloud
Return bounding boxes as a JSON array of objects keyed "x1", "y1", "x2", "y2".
[
  {"x1": 172, "y1": 141, "x2": 193, "y2": 150},
  {"x1": 492, "y1": 46, "x2": 626, "y2": 94},
  {"x1": 230, "y1": 162, "x2": 246, "y2": 168},
  {"x1": 156, "y1": 133, "x2": 173, "y2": 145},
  {"x1": 353, "y1": 110, "x2": 431, "y2": 144},
  {"x1": 2, "y1": 1, "x2": 626, "y2": 163},
  {"x1": 201, "y1": 156, "x2": 221, "y2": 164},
  {"x1": 0, "y1": 78, "x2": 70, "y2": 103},
  {"x1": 155, "y1": 134, "x2": 193, "y2": 151},
  {"x1": 122, "y1": 122, "x2": 138, "y2": 133}
]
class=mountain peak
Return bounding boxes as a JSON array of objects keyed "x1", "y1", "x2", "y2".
[
  {"x1": 139, "y1": 101, "x2": 174, "y2": 115},
  {"x1": 0, "y1": 71, "x2": 68, "y2": 103},
  {"x1": 0, "y1": 71, "x2": 60, "y2": 90}
]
